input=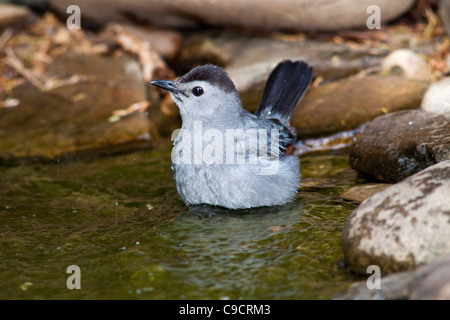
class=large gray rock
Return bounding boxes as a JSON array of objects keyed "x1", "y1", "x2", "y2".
[
  {"x1": 47, "y1": 0, "x2": 415, "y2": 32},
  {"x1": 343, "y1": 160, "x2": 450, "y2": 274},
  {"x1": 350, "y1": 110, "x2": 450, "y2": 183}
]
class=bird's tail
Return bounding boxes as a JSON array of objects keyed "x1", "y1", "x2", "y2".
[{"x1": 255, "y1": 60, "x2": 313, "y2": 126}]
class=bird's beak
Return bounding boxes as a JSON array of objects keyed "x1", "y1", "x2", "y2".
[{"x1": 150, "y1": 80, "x2": 185, "y2": 96}]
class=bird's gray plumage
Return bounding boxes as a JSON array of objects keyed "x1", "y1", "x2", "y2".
[{"x1": 150, "y1": 60, "x2": 313, "y2": 209}]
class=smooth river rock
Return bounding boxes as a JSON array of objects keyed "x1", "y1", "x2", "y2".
[
  {"x1": 47, "y1": 0, "x2": 415, "y2": 32},
  {"x1": 380, "y1": 49, "x2": 431, "y2": 81},
  {"x1": 342, "y1": 160, "x2": 450, "y2": 274},
  {"x1": 421, "y1": 77, "x2": 450, "y2": 115},
  {"x1": 349, "y1": 110, "x2": 450, "y2": 183},
  {"x1": 292, "y1": 76, "x2": 429, "y2": 139}
]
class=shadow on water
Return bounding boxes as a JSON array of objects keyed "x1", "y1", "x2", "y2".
[{"x1": 0, "y1": 144, "x2": 361, "y2": 299}]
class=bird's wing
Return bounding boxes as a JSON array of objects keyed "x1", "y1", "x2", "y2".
[{"x1": 229, "y1": 119, "x2": 295, "y2": 164}]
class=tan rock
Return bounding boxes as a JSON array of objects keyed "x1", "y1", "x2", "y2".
[
  {"x1": 292, "y1": 76, "x2": 430, "y2": 139},
  {"x1": 0, "y1": 52, "x2": 154, "y2": 160},
  {"x1": 340, "y1": 183, "x2": 392, "y2": 203}
]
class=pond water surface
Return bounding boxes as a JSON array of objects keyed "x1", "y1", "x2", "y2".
[{"x1": 0, "y1": 144, "x2": 363, "y2": 299}]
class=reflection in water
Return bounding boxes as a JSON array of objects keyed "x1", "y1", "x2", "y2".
[
  {"x1": 174, "y1": 202, "x2": 302, "y2": 249},
  {"x1": 125, "y1": 193, "x2": 357, "y2": 299},
  {"x1": 161, "y1": 203, "x2": 307, "y2": 299},
  {"x1": 0, "y1": 146, "x2": 360, "y2": 299}
]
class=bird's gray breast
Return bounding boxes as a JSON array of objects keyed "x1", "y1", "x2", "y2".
[{"x1": 170, "y1": 125, "x2": 300, "y2": 208}]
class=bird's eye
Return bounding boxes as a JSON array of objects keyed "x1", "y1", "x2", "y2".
[{"x1": 192, "y1": 86, "x2": 204, "y2": 97}]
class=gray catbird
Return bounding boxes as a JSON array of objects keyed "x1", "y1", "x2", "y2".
[{"x1": 150, "y1": 60, "x2": 313, "y2": 209}]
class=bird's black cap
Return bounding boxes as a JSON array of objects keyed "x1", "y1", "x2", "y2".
[{"x1": 178, "y1": 65, "x2": 237, "y2": 93}]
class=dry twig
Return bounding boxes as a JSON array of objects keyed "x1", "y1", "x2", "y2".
[{"x1": 5, "y1": 47, "x2": 90, "y2": 93}]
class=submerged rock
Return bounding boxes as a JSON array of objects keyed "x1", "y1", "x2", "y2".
[
  {"x1": 340, "y1": 183, "x2": 392, "y2": 203},
  {"x1": 342, "y1": 160, "x2": 450, "y2": 274},
  {"x1": 421, "y1": 77, "x2": 450, "y2": 115},
  {"x1": 349, "y1": 110, "x2": 450, "y2": 183},
  {"x1": 47, "y1": 0, "x2": 415, "y2": 32}
]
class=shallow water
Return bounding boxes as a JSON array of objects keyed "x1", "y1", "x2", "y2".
[{"x1": 0, "y1": 144, "x2": 362, "y2": 299}]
